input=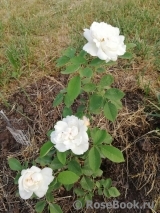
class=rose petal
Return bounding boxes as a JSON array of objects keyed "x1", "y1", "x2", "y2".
[
  {"x1": 41, "y1": 168, "x2": 54, "y2": 185},
  {"x1": 54, "y1": 121, "x2": 68, "y2": 131},
  {"x1": 30, "y1": 166, "x2": 41, "y2": 173},
  {"x1": 83, "y1": 29, "x2": 92, "y2": 42},
  {"x1": 83, "y1": 42, "x2": 98, "y2": 56},
  {"x1": 97, "y1": 48, "x2": 107, "y2": 60},
  {"x1": 71, "y1": 142, "x2": 89, "y2": 155},
  {"x1": 19, "y1": 189, "x2": 33, "y2": 200},
  {"x1": 34, "y1": 185, "x2": 48, "y2": 198},
  {"x1": 55, "y1": 143, "x2": 68, "y2": 152}
]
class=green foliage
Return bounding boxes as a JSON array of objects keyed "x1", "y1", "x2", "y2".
[
  {"x1": 82, "y1": 83, "x2": 96, "y2": 92},
  {"x1": 63, "y1": 47, "x2": 76, "y2": 58},
  {"x1": 80, "y1": 68, "x2": 93, "y2": 78},
  {"x1": 119, "y1": 52, "x2": 133, "y2": 59},
  {"x1": 100, "y1": 145, "x2": 125, "y2": 163},
  {"x1": 61, "y1": 64, "x2": 80, "y2": 74},
  {"x1": 91, "y1": 128, "x2": 109, "y2": 145},
  {"x1": 89, "y1": 93, "x2": 103, "y2": 113},
  {"x1": 57, "y1": 151, "x2": 67, "y2": 165},
  {"x1": 49, "y1": 204, "x2": 63, "y2": 213},
  {"x1": 53, "y1": 93, "x2": 64, "y2": 107},
  {"x1": 35, "y1": 201, "x2": 46, "y2": 213},
  {"x1": 62, "y1": 107, "x2": 72, "y2": 117},
  {"x1": 50, "y1": 157, "x2": 64, "y2": 170},
  {"x1": 58, "y1": 171, "x2": 80, "y2": 185},
  {"x1": 8, "y1": 158, "x2": 22, "y2": 171},
  {"x1": 56, "y1": 56, "x2": 70, "y2": 67},
  {"x1": 108, "y1": 187, "x2": 120, "y2": 197},
  {"x1": 40, "y1": 141, "x2": 54, "y2": 157},
  {"x1": 68, "y1": 160, "x2": 82, "y2": 176},
  {"x1": 89, "y1": 147, "x2": 101, "y2": 172},
  {"x1": 104, "y1": 102, "x2": 118, "y2": 122},
  {"x1": 99, "y1": 74, "x2": 114, "y2": 87},
  {"x1": 67, "y1": 75, "x2": 81, "y2": 104},
  {"x1": 80, "y1": 176, "x2": 94, "y2": 191}
]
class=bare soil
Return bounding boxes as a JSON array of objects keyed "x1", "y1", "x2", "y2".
[{"x1": 0, "y1": 75, "x2": 159, "y2": 213}]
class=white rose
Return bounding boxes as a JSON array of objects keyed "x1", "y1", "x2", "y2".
[
  {"x1": 50, "y1": 115, "x2": 89, "y2": 155},
  {"x1": 18, "y1": 166, "x2": 54, "y2": 199},
  {"x1": 83, "y1": 22, "x2": 126, "y2": 62}
]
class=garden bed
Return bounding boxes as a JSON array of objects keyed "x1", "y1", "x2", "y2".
[{"x1": 0, "y1": 72, "x2": 159, "y2": 213}]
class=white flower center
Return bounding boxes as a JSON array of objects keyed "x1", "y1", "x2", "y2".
[
  {"x1": 61, "y1": 126, "x2": 78, "y2": 140},
  {"x1": 24, "y1": 172, "x2": 43, "y2": 190}
]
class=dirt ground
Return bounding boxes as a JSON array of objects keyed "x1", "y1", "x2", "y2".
[{"x1": 0, "y1": 72, "x2": 160, "y2": 213}]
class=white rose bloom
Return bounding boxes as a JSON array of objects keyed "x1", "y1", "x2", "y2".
[
  {"x1": 50, "y1": 115, "x2": 89, "y2": 155},
  {"x1": 83, "y1": 22, "x2": 126, "y2": 62},
  {"x1": 18, "y1": 166, "x2": 54, "y2": 199}
]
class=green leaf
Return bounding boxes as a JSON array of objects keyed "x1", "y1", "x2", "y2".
[
  {"x1": 68, "y1": 160, "x2": 82, "y2": 176},
  {"x1": 106, "y1": 61, "x2": 117, "y2": 66},
  {"x1": 96, "y1": 67, "x2": 105, "y2": 73},
  {"x1": 74, "y1": 188, "x2": 85, "y2": 196},
  {"x1": 103, "y1": 189, "x2": 111, "y2": 198},
  {"x1": 99, "y1": 74, "x2": 114, "y2": 87},
  {"x1": 104, "y1": 102, "x2": 118, "y2": 122},
  {"x1": 61, "y1": 64, "x2": 80, "y2": 74},
  {"x1": 14, "y1": 173, "x2": 21, "y2": 184},
  {"x1": 105, "y1": 88, "x2": 125, "y2": 101},
  {"x1": 110, "y1": 99, "x2": 123, "y2": 110},
  {"x1": 82, "y1": 83, "x2": 96, "y2": 92},
  {"x1": 85, "y1": 192, "x2": 93, "y2": 201},
  {"x1": 90, "y1": 58, "x2": 105, "y2": 66},
  {"x1": 46, "y1": 191, "x2": 54, "y2": 202},
  {"x1": 79, "y1": 50, "x2": 87, "y2": 57},
  {"x1": 47, "y1": 130, "x2": 52, "y2": 138},
  {"x1": 119, "y1": 52, "x2": 133, "y2": 59},
  {"x1": 103, "y1": 133, "x2": 113, "y2": 144},
  {"x1": 53, "y1": 93, "x2": 64, "y2": 107},
  {"x1": 70, "y1": 56, "x2": 87, "y2": 65},
  {"x1": 35, "y1": 200, "x2": 46, "y2": 213},
  {"x1": 56, "y1": 56, "x2": 70, "y2": 67},
  {"x1": 89, "y1": 93, "x2": 103, "y2": 113},
  {"x1": 64, "y1": 184, "x2": 73, "y2": 191},
  {"x1": 80, "y1": 68, "x2": 93, "y2": 78},
  {"x1": 64, "y1": 94, "x2": 73, "y2": 107},
  {"x1": 63, "y1": 47, "x2": 76, "y2": 58},
  {"x1": 108, "y1": 187, "x2": 120, "y2": 197},
  {"x1": 126, "y1": 43, "x2": 136, "y2": 49},
  {"x1": 40, "y1": 141, "x2": 54, "y2": 157},
  {"x1": 96, "y1": 181, "x2": 101, "y2": 188},
  {"x1": 48, "y1": 179, "x2": 61, "y2": 192},
  {"x1": 8, "y1": 158, "x2": 22, "y2": 171},
  {"x1": 100, "y1": 145, "x2": 125, "y2": 163},
  {"x1": 58, "y1": 171, "x2": 79, "y2": 185},
  {"x1": 50, "y1": 157, "x2": 64, "y2": 170},
  {"x1": 98, "y1": 188, "x2": 103, "y2": 195},
  {"x1": 57, "y1": 151, "x2": 67, "y2": 165},
  {"x1": 49, "y1": 203, "x2": 63, "y2": 213},
  {"x1": 36, "y1": 155, "x2": 52, "y2": 166},
  {"x1": 92, "y1": 169, "x2": 103, "y2": 177},
  {"x1": 103, "y1": 178, "x2": 112, "y2": 188},
  {"x1": 62, "y1": 107, "x2": 72, "y2": 117},
  {"x1": 89, "y1": 147, "x2": 101, "y2": 172},
  {"x1": 82, "y1": 165, "x2": 93, "y2": 176},
  {"x1": 67, "y1": 75, "x2": 81, "y2": 101},
  {"x1": 82, "y1": 78, "x2": 91, "y2": 84},
  {"x1": 80, "y1": 176, "x2": 94, "y2": 191},
  {"x1": 91, "y1": 128, "x2": 107, "y2": 145}
]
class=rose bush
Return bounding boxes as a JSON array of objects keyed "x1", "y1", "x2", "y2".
[
  {"x1": 83, "y1": 21, "x2": 126, "y2": 62},
  {"x1": 50, "y1": 115, "x2": 89, "y2": 155},
  {"x1": 18, "y1": 166, "x2": 54, "y2": 199}
]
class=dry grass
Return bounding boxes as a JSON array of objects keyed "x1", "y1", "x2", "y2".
[{"x1": 0, "y1": 0, "x2": 160, "y2": 101}]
